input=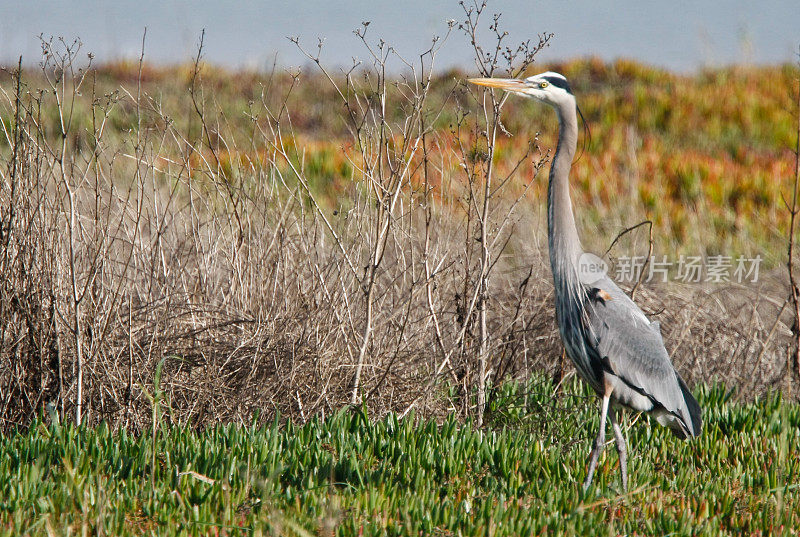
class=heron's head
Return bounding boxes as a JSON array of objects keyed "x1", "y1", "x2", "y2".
[{"x1": 468, "y1": 71, "x2": 574, "y2": 108}]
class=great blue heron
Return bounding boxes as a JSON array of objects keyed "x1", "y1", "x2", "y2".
[{"x1": 468, "y1": 72, "x2": 702, "y2": 491}]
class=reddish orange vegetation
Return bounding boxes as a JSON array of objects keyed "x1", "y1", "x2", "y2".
[{"x1": 6, "y1": 57, "x2": 796, "y2": 263}]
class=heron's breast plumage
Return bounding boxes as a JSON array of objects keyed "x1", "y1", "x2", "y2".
[{"x1": 553, "y1": 271, "x2": 603, "y2": 394}]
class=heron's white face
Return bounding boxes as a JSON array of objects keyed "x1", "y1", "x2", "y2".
[{"x1": 468, "y1": 71, "x2": 574, "y2": 108}]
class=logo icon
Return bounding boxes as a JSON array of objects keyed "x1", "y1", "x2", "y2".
[{"x1": 578, "y1": 252, "x2": 608, "y2": 285}]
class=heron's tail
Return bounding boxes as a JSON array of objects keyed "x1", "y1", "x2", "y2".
[{"x1": 670, "y1": 375, "x2": 702, "y2": 439}]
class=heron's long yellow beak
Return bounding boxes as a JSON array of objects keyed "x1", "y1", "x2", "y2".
[{"x1": 467, "y1": 78, "x2": 526, "y2": 91}]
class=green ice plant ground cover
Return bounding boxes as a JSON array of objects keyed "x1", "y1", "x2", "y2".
[{"x1": 0, "y1": 379, "x2": 798, "y2": 536}]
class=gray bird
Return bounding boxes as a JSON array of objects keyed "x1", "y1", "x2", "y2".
[{"x1": 468, "y1": 72, "x2": 701, "y2": 491}]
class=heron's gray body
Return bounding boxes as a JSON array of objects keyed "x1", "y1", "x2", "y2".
[
  {"x1": 544, "y1": 74, "x2": 700, "y2": 441},
  {"x1": 469, "y1": 71, "x2": 702, "y2": 490},
  {"x1": 557, "y1": 270, "x2": 700, "y2": 438}
]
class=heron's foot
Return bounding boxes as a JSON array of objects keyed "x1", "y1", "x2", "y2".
[
  {"x1": 611, "y1": 410, "x2": 628, "y2": 492},
  {"x1": 584, "y1": 392, "x2": 611, "y2": 492},
  {"x1": 583, "y1": 442, "x2": 604, "y2": 492},
  {"x1": 619, "y1": 462, "x2": 628, "y2": 493},
  {"x1": 615, "y1": 449, "x2": 628, "y2": 492}
]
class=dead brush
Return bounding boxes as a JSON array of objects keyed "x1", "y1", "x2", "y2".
[{"x1": 0, "y1": 16, "x2": 797, "y2": 434}]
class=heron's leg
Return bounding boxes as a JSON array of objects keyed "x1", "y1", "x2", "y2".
[
  {"x1": 583, "y1": 391, "x2": 611, "y2": 491},
  {"x1": 609, "y1": 406, "x2": 628, "y2": 492}
]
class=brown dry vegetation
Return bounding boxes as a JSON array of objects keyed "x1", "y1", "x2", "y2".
[{"x1": 0, "y1": 25, "x2": 798, "y2": 434}]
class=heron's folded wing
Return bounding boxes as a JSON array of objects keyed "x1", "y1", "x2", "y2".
[{"x1": 584, "y1": 278, "x2": 690, "y2": 423}]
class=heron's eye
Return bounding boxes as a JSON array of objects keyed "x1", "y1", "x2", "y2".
[{"x1": 539, "y1": 81, "x2": 549, "y2": 89}]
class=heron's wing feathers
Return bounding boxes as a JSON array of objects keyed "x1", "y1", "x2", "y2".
[{"x1": 584, "y1": 276, "x2": 700, "y2": 437}]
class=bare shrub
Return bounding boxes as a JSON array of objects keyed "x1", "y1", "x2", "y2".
[{"x1": 0, "y1": 11, "x2": 795, "y2": 433}]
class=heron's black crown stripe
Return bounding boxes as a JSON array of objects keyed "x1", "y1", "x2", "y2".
[{"x1": 542, "y1": 75, "x2": 572, "y2": 94}]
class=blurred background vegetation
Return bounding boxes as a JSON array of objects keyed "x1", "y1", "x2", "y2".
[{"x1": 3, "y1": 57, "x2": 796, "y2": 266}]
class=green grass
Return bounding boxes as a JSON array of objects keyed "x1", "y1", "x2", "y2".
[{"x1": 1, "y1": 380, "x2": 798, "y2": 536}]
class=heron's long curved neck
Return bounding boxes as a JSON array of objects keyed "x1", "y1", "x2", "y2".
[{"x1": 548, "y1": 101, "x2": 582, "y2": 289}]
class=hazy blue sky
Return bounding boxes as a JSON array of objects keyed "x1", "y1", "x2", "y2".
[{"x1": 1, "y1": 1, "x2": 798, "y2": 72}]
